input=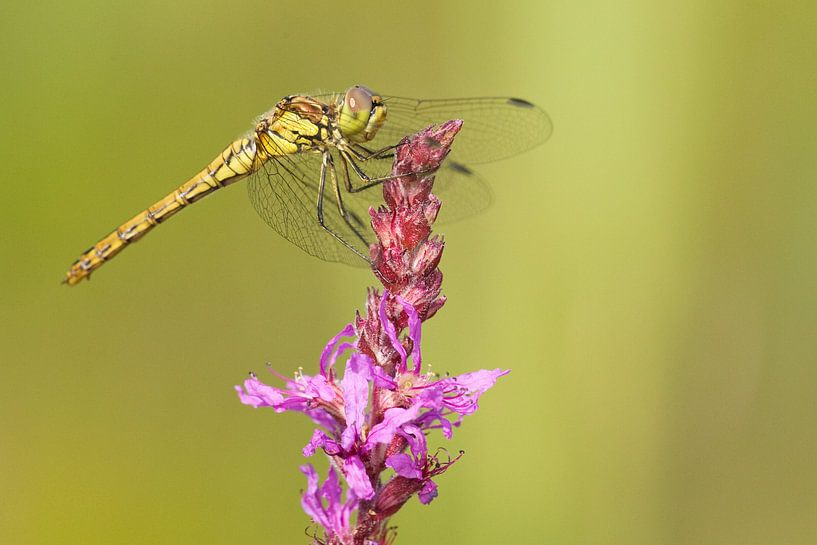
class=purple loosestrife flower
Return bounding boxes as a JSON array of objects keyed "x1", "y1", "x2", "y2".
[{"x1": 236, "y1": 121, "x2": 508, "y2": 545}]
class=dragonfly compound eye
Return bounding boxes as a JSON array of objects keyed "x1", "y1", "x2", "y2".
[
  {"x1": 338, "y1": 85, "x2": 380, "y2": 142},
  {"x1": 346, "y1": 86, "x2": 374, "y2": 113}
]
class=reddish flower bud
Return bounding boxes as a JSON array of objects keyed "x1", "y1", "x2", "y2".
[{"x1": 374, "y1": 476, "x2": 425, "y2": 518}]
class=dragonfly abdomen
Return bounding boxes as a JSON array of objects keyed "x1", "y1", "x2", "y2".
[{"x1": 64, "y1": 137, "x2": 259, "y2": 285}]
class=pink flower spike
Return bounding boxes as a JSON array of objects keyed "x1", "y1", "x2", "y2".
[{"x1": 236, "y1": 122, "x2": 516, "y2": 543}]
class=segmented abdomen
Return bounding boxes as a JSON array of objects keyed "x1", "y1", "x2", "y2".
[{"x1": 64, "y1": 137, "x2": 259, "y2": 285}]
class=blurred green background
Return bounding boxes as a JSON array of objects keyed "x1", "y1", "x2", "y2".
[{"x1": 2, "y1": 1, "x2": 816, "y2": 544}]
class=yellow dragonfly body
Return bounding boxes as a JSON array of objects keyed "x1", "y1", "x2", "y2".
[{"x1": 64, "y1": 85, "x2": 551, "y2": 285}]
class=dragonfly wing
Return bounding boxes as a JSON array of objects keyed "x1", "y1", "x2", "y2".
[
  {"x1": 433, "y1": 161, "x2": 494, "y2": 224},
  {"x1": 247, "y1": 151, "x2": 372, "y2": 267},
  {"x1": 374, "y1": 96, "x2": 553, "y2": 165},
  {"x1": 248, "y1": 91, "x2": 522, "y2": 264},
  {"x1": 332, "y1": 153, "x2": 494, "y2": 227}
]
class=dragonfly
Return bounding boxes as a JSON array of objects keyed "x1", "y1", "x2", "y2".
[{"x1": 63, "y1": 85, "x2": 552, "y2": 285}]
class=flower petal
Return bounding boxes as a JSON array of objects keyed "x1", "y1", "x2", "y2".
[
  {"x1": 343, "y1": 456, "x2": 374, "y2": 499},
  {"x1": 301, "y1": 374, "x2": 336, "y2": 403},
  {"x1": 319, "y1": 322, "x2": 356, "y2": 376},
  {"x1": 365, "y1": 403, "x2": 422, "y2": 448},
  {"x1": 418, "y1": 480, "x2": 438, "y2": 504},
  {"x1": 340, "y1": 353, "x2": 372, "y2": 450},
  {"x1": 303, "y1": 429, "x2": 341, "y2": 457},
  {"x1": 329, "y1": 342, "x2": 355, "y2": 376},
  {"x1": 399, "y1": 424, "x2": 428, "y2": 460},
  {"x1": 372, "y1": 365, "x2": 398, "y2": 389},
  {"x1": 394, "y1": 294, "x2": 422, "y2": 373},
  {"x1": 441, "y1": 368, "x2": 510, "y2": 415},
  {"x1": 235, "y1": 376, "x2": 284, "y2": 408},
  {"x1": 300, "y1": 464, "x2": 332, "y2": 530},
  {"x1": 416, "y1": 411, "x2": 454, "y2": 439},
  {"x1": 378, "y1": 291, "x2": 407, "y2": 372},
  {"x1": 320, "y1": 465, "x2": 343, "y2": 509},
  {"x1": 386, "y1": 453, "x2": 423, "y2": 479},
  {"x1": 305, "y1": 409, "x2": 343, "y2": 434},
  {"x1": 416, "y1": 382, "x2": 444, "y2": 410},
  {"x1": 449, "y1": 368, "x2": 510, "y2": 395},
  {"x1": 299, "y1": 465, "x2": 360, "y2": 538}
]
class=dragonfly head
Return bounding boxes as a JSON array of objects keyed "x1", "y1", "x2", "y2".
[{"x1": 337, "y1": 85, "x2": 386, "y2": 143}]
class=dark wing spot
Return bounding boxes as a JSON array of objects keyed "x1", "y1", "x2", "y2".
[
  {"x1": 507, "y1": 97, "x2": 535, "y2": 108},
  {"x1": 447, "y1": 161, "x2": 474, "y2": 175}
]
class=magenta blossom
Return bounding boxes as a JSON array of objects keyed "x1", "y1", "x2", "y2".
[
  {"x1": 236, "y1": 290, "x2": 509, "y2": 511},
  {"x1": 300, "y1": 464, "x2": 359, "y2": 543},
  {"x1": 236, "y1": 122, "x2": 508, "y2": 545}
]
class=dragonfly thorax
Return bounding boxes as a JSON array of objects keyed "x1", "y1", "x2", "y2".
[{"x1": 254, "y1": 96, "x2": 332, "y2": 157}]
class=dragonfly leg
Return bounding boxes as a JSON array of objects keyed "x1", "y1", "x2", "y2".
[
  {"x1": 346, "y1": 143, "x2": 398, "y2": 161},
  {"x1": 316, "y1": 151, "x2": 371, "y2": 263},
  {"x1": 339, "y1": 151, "x2": 384, "y2": 193},
  {"x1": 339, "y1": 149, "x2": 438, "y2": 194},
  {"x1": 328, "y1": 153, "x2": 369, "y2": 247}
]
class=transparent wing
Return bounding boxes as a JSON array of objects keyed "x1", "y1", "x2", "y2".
[
  {"x1": 247, "y1": 151, "x2": 371, "y2": 267},
  {"x1": 338, "y1": 152, "x2": 494, "y2": 226},
  {"x1": 297, "y1": 91, "x2": 552, "y2": 166},
  {"x1": 247, "y1": 92, "x2": 546, "y2": 263},
  {"x1": 247, "y1": 149, "x2": 494, "y2": 266},
  {"x1": 373, "y1": 96, "x2": 553, "y2": 165},
  {"x1": 433, "y1": 161, "x2": 494, "y2": 223}
]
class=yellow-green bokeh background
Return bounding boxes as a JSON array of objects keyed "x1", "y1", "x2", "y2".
[{"x1": 2, "y1": 2, "x2": 816, "y2": 544}]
